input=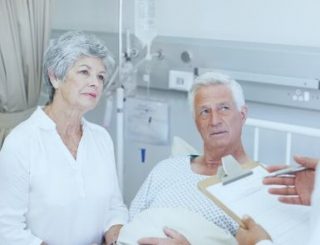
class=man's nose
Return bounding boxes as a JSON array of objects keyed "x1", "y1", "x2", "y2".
[{"x1": 209, "y1": 110, "x2": 221, "y2": 126}]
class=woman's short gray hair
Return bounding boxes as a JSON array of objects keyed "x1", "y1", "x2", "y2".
[
  {"x1": 43, "y1": 31, "x2": 115, "y2": 103},
  {"x1": 188, "y1": 72, "x2": 245, "y2": 116}
]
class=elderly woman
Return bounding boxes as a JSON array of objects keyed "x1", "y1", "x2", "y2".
[{"x1": 0, "y1": 31, "x2": 128, "y2": 245}]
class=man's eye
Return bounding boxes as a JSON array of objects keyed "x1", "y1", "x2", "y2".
[
  {"x1": 200, "y1": 109, "x2": 210, "y2": 116},
  {"x1": 219, "y1": 105, "x2": 230, "y2": 111},
  {"x1": 222, "y1": 106, "x2": 230, "y2": 110}
]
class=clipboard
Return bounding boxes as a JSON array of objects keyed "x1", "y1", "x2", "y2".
[
  {"x1": 198, "y1": 155, "x2": 310, "y2": 245},
  {"x1": 198, "y1": 155, "x2": 259, "y2": 228}
]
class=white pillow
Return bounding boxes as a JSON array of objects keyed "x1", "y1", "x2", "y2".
[{"x1": 171, "y1": 136, "x2": 199, "y2": 157}]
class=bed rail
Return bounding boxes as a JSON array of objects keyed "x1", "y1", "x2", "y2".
[{"x1": 246, "y1": 118, "x2": 320, "y2": 165}]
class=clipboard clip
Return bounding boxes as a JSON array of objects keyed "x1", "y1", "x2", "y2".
[{"x1": 217, "y1": 155, "x2": 253, "y2": 185}]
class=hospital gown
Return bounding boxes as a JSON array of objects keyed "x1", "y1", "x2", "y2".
[{"x1": 129, "y1": 156, "x2": 239, "y2": 235}]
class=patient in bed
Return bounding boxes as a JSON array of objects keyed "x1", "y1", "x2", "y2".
[{"x1": 119, "y1": 72, "x2": 253, "y2": 244}]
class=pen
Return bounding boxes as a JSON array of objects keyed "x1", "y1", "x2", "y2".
[{"x1": 267, "y1": 166, "x2": 308, "y2": 177}]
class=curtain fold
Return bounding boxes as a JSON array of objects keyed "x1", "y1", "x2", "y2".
[{"x1": 0, "y1": 0, "x2": 51, "y2": 149}]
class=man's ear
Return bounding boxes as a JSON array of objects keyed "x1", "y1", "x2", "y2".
[
  {"x1": 240, "y1": 105, "x2": 248, "y2": 123},
  {"x1": 48, "y1": 70, "x2": 61, "y2": 89}
]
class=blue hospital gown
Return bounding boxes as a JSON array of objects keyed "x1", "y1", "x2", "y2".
[{"x1": 129, "y1": 156, "x2": 239, "y2": 236}]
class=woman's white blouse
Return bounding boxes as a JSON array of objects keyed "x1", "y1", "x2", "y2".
[{"x1": 0, "y1": 107, "x2": 128, "y2": 245}]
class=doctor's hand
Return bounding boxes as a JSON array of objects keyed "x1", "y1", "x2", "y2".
[
  {"x1": 138, "y1": 227, "x2": 190, "y2": 245},
  {"x1": 236, "y1": 216, "x2": 271, "y2": 245},
  {"x1": 263, "y1": 155, "x2": 317, "y2": 206}
]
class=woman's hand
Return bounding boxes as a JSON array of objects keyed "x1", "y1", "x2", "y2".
[
  {"x1": 104, "y1": 224, "x2": 123, "y2": 245},
  {"x1": 263, "y1": 155, "x2": 317, "y2": 206}
]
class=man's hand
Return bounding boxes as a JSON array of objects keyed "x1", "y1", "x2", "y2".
[
  {"x1": 236, "y1": 216, "x2": 271, "y2": 245},
  {"x1": 138, "y1": 227, "x2": 190, "y2": 245},
  {"x1": 263, "y1": 155, "x2": 317, "y2": 206},
  {"x1": 104, "y1": 224, "x2": 123, "y2": 245}
]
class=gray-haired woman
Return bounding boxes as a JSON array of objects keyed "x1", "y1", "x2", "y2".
[{"x1": 0, "y1": 31, "x2": 128, "y2": 245}]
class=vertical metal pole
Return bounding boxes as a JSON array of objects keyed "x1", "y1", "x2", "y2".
[
  {"x1": 116, "y1": 0, "x2": 124, "y2": 192},
  {"x1": 253, "y1": 127, "x2": 260, "y2": 162}
]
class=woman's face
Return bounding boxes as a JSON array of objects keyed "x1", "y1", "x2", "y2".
[{"x1": 54, "y1": 56, "x2": 107, "y2": 112}]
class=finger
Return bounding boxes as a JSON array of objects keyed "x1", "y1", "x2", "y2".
[
  {"x1": 293, "y1": 155, "x2": 318, "y2": 169},
  {"x1": 138, "y1": 237, "x2": 159, "y2": 245},
  {"x1": 263, "y1": 176, "x2": 295, "y2": 186},
  {"x1": 241, "y1": 215, "x2": 256, "y2": 229},
  {"x1": 268, "y1": 186, "x2": 297, "y2": 196},
  {"x1": 278, "y1": 196, "x2": 303, "y2": 205},
  {"x1": 163, "y1": 226, "x2": 180, "y2": 239},
  {"x1": 265, "y1": 165, "x2": 287, "y2": 173}
]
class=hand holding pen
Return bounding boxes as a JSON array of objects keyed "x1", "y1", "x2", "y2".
[{"x1": 263, "y1": 155, "x2": 318, "y2": 206}]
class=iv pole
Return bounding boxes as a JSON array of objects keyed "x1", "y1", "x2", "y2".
[
  {"x1": 115, "y1": 0, "x2": 159, "y2": 192},
  {"x1": 116, "y1": 0, "x2": 124, "y2": 192}
]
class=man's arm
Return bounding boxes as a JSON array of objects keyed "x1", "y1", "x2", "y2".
[
  {"x1": 137, "y1": 218, "x2": 271, "y2": 245},
  {"x1": 129, "y1": 169, "x2": 156, "y2": 219},
  {"x1": 138, "y1": 227, "x2": 190, "y2": 245},
  {"x1": 263, "y1": 155, "x2": 317, "y2": 205}
]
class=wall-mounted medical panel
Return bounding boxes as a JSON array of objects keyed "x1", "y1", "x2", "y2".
[{"x1": 137, "y1": 36, "x2": 320, "y2": 111}]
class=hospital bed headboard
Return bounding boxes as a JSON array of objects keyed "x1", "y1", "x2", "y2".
[{"x1": 245, "y1": 118, "x2": 320, "y2": 165}]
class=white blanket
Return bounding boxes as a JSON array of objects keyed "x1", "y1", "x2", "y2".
[{"x1": 118, "y1": 207, "x2": 237, "y2": 245}]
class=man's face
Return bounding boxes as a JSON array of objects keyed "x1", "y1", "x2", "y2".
[{"x1": 194, "y1": 84, "x2": 247, "y2": 151}]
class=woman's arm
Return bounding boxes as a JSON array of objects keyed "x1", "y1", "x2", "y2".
[{"x1": 0, "y1": 140, "x2": 43, "y2": 245}]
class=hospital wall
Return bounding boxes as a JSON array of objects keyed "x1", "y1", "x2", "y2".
[
  {"x1": 53, "y1": 0, "x2": 320, "y2": 47},
  {"x1": 51, "y1": 0, "x2": 320, "y2": 205}
]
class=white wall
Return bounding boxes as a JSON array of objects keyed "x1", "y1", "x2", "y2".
[
  {"x1": 52, "y1": 0, "x2": 133, "y2": 32},
  {"x1": 52, "y1": 0, "x2": 320, "y2": 47},
  {"x1": 152, "y1": 0, "x2": 320, "y2": 47}
]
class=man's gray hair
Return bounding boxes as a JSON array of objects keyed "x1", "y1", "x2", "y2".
[
  {"x1": 43, "y1": 31, "x2": 115, "y2": 103},
  {"x1": 188, "y1": 72, "x2": 245, "y2": 116}
]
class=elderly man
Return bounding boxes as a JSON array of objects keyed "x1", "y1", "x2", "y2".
[{"x1": 129, "y1": 72, "x2": 252, "y2": 238}]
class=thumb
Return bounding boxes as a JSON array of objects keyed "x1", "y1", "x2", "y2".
[
  {"x1": 293, "y1": 155, "x2": 318, "y2": 170},
  {"x1": 242, "y1": 215, "x2": 256, "y2": 229},
  {"x1": 163, "y1": 226, "x2": 180, "y2": 239}
]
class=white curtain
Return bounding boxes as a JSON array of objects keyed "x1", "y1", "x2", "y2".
[{"x1": 0, "y1": 0, "x2": 51, "y2": 148}]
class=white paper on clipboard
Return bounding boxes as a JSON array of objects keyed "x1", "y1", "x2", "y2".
[{"x1": 199, "y1": 165, "x2": 310, "y2": 245}]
